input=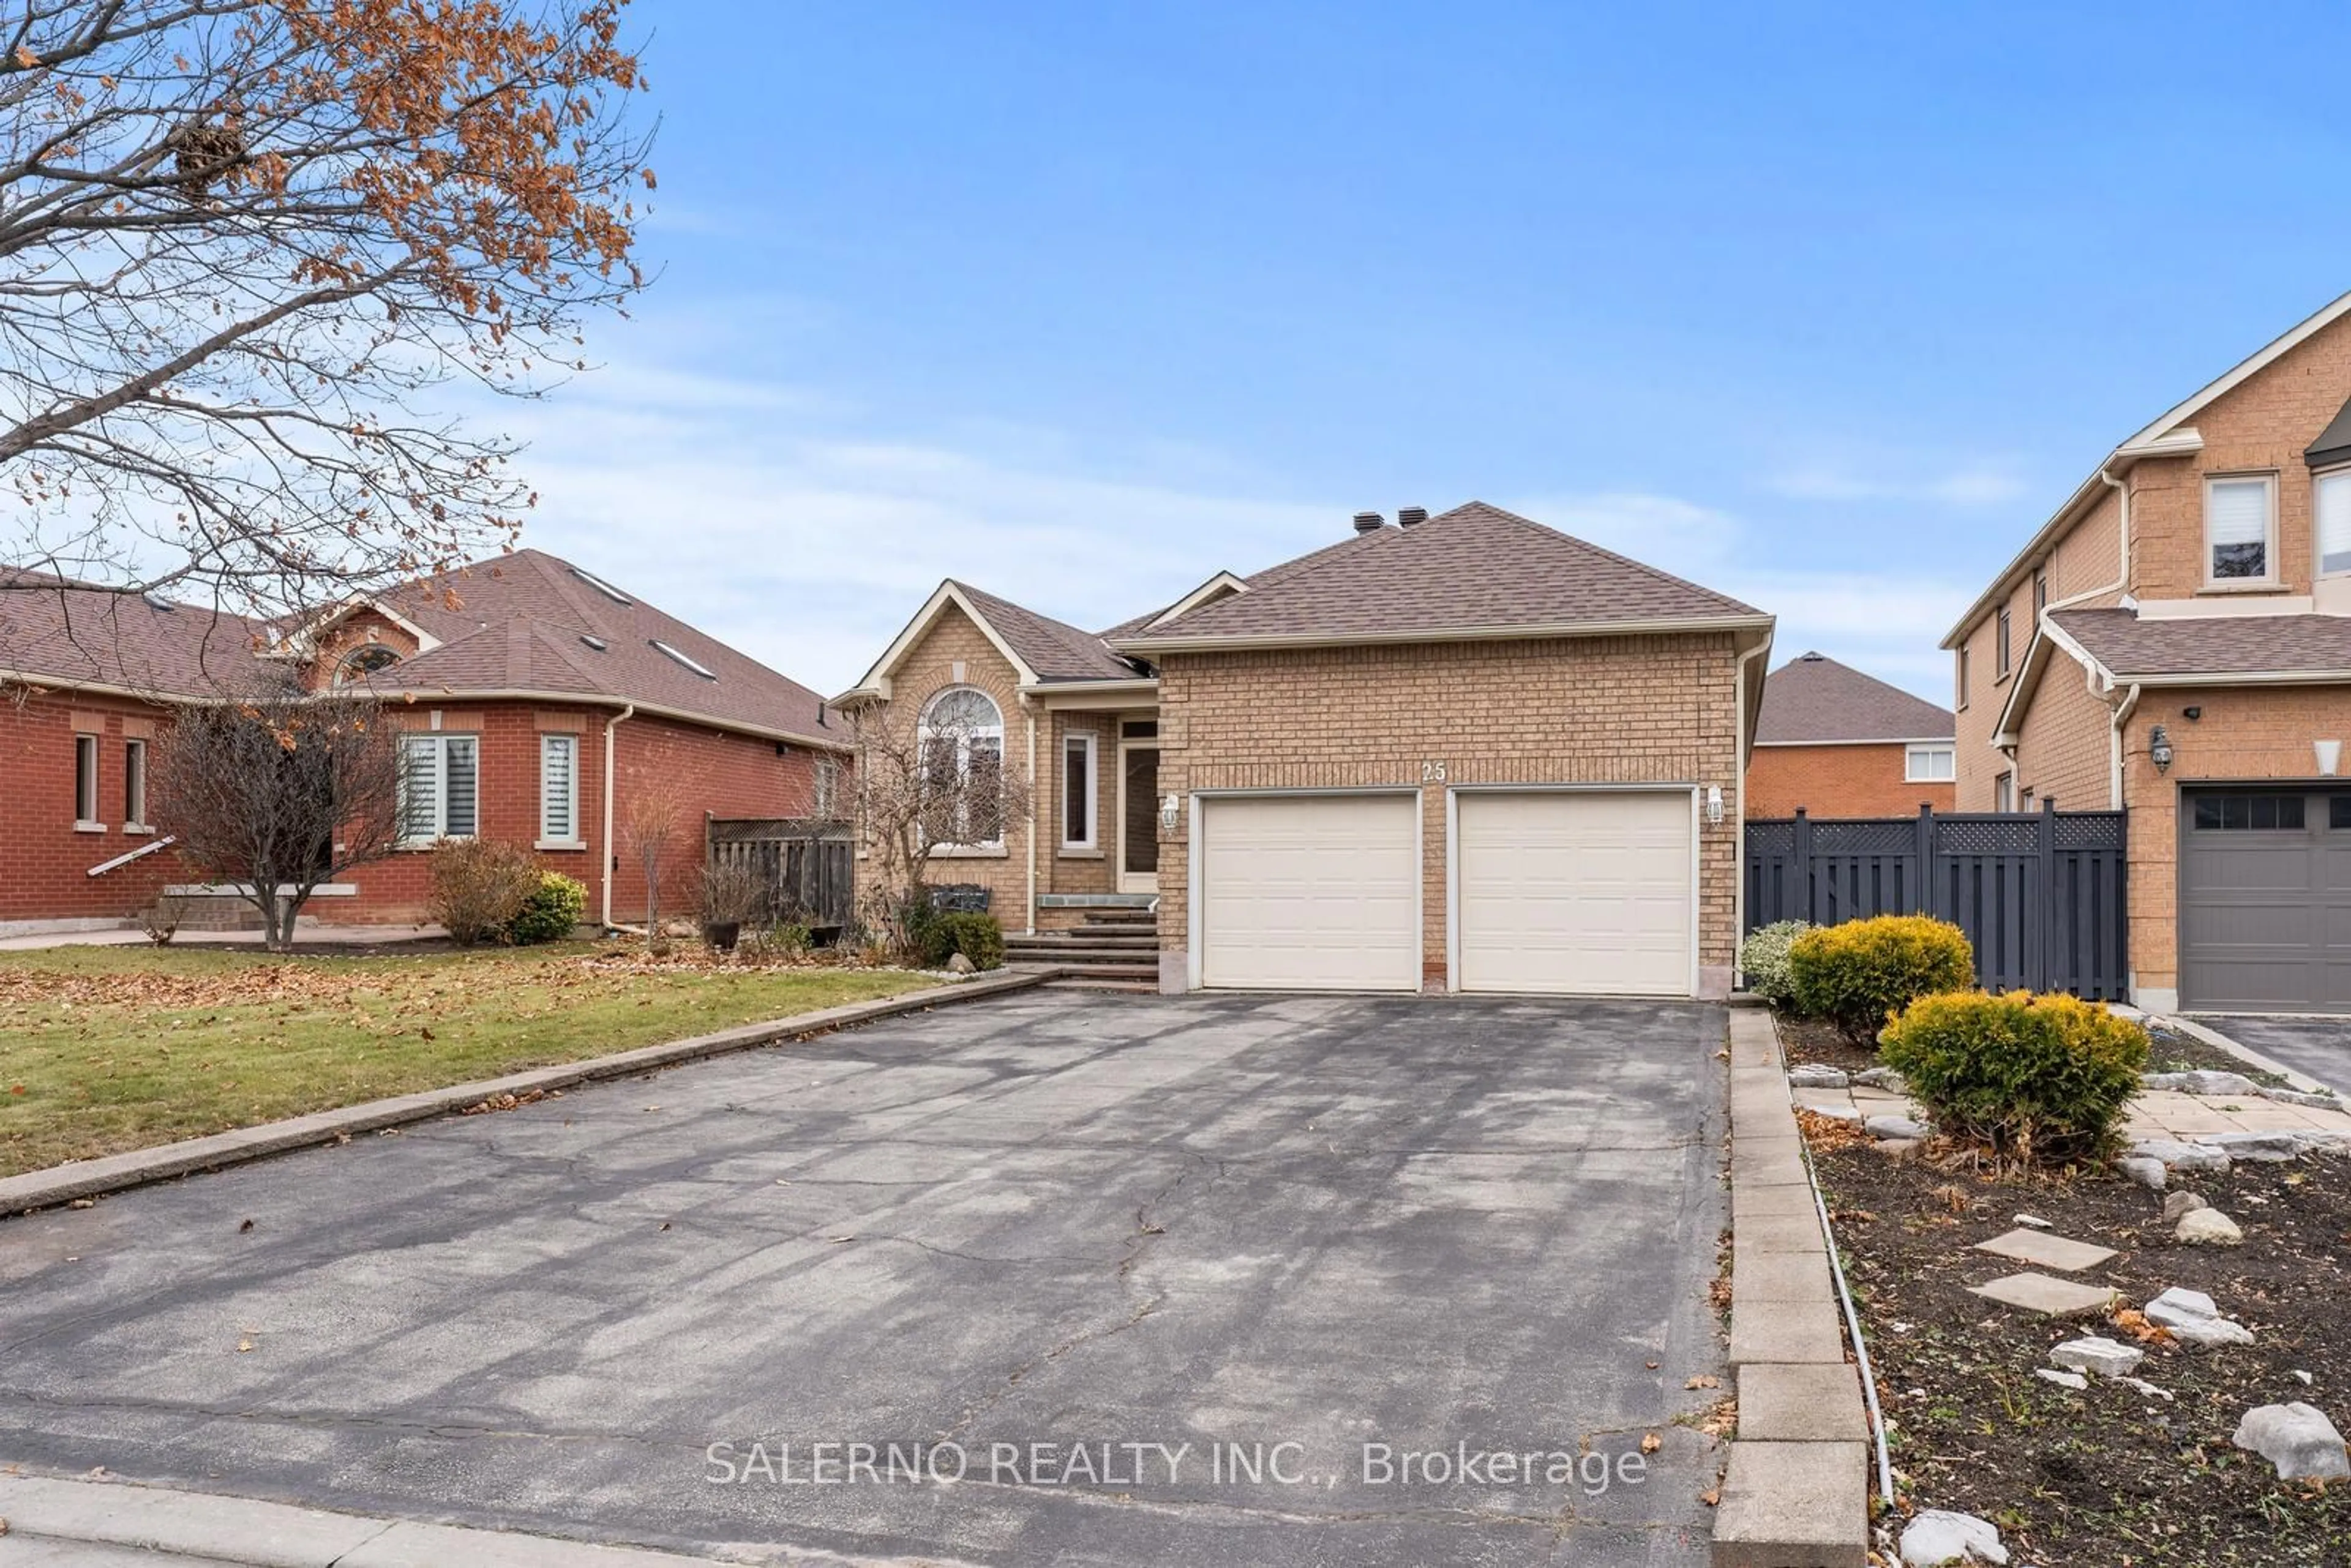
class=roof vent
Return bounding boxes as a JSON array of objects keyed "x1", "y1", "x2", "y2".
[
  {"x1": 568, "y1": 566, "x2": 632, "y2": 606},
  {"x1": 1799, "y1": 650, "x2": 1824, "y2": 661},
  {"x1": 580, "y1": 633, "x2": 608, "y2": 651},
  {"x1": 141, "y1": 591, "x2": 176, "y2": 612},
  {"x1": 650, "y1": 638, "x2": 716, "y2": 680},
  {"x1": 1397, "y1": 506, "x2": 1428, "y2": 527},
  {"x1": 1351, "y1": 511, "x2": 1385, "y2": 534}
]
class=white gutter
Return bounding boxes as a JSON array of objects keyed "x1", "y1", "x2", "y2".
[
  {"x1": 2109, "y1": 683, "x2": 2143, "y2": 810},
  {"x1": 2045, "y1": 467, "x2": 2131, "y2": 615},
  {"x1": 599, "y1": 703, "x2": 635, "y2": 928}
]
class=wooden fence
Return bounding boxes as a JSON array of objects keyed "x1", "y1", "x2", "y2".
[
  {"x1": 707, "y1": 817, "x2": 854, "y2": 932},
  {"x1": 1744, "y1": 802, "x2": 2128, "y2": 1000}
]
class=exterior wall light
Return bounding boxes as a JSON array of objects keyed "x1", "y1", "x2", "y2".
[
  {"x1": 1159, "y1": 793, "x2": 1180, "y2": 833},
  {"x1": 2149, "y1": 724, "x2": 2175, "y2": 773},
  {"x1": 1705, "y1": 785, "x2": 1725, "y2": 826}
]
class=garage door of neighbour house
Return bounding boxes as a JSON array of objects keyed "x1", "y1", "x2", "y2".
[
  {"x1": 1455, "y1": 789, "x2": 1696, "y2": 997},
  {"x1": 2180, "y1": 786, "x2": 2351, "y2": 1013},
  {"x1": 1197, "y1": 793, "x2": 1420, "y2": 991}
]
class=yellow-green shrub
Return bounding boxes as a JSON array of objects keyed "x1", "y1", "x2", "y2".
[
  {"x1": 1787, "y1": 915, "x2": 1974, "y2": 1045},
  {"x1": 1880, "y1": 990, "x2": 2148, "y2": 1163}
]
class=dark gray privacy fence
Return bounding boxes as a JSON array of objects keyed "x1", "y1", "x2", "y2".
[
  {"x1": 1744, "y1": 803, "x2": 2128, "y2": 1000},
  {"x1": 708, "y1": 817, "x2": 854, "y2": 931}
]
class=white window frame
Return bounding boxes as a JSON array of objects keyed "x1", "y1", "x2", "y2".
[
  {"x1": 73, "y1": 733, "x2": 102, "y2": 829},
  {"x1": 1995, "y1": 771, "x2": 2016, "y2": 812},
  {"x1": 123, "y1": 738, "x2": 149, "y2": 830},
  {"x1": 813, "y1": 756, "x2": 841, "y2": 819},
  {"x1": 2317, "y1": 466, "x2": 2351, "y2": 579},
  {"x1": 2203, "y1": 471, "x2": 2279, "y2": 587},
  {"x1": 1060, "y1": 729, "x2": 1098, "y2": 851},
  {"x1": 1904, "y1": 744, "x2": 1955, "y2": 784},
  {"x1": 538, "y1": 733, "x2": 580, "y2": 847},
  {"x1": 399, "y1": 733, "x2": 480, "y2": 846},
  {"x1": 918, "y1": 686, "x2": 1007, "y2": 850}
]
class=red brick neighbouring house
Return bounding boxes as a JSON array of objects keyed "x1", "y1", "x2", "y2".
[
  {"x1": 0, "y1": 552, "x2": 844, "y2": 936},
  {"x1": 1745, "y1": 651, "x2": 1955, "y2": 818}
]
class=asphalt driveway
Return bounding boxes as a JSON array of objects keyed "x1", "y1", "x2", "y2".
[
  {"x1": 2189, "y1": 1014, "x2": 2351, "y2": 1096},
  {"x1": 0, "y1": 991, "x2": 1728, "y2": 1566}
]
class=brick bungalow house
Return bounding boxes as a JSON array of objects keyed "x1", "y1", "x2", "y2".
[
  {"x1": 841, "y1": 501, "x2": 1775, "y2": 997},
  {"x1": 1945, "y1": 289, "x2": 2351, "y2": 1012},
  {"x1": 1746, "y1": 651, "x2": 1955, "y2": 817},
  {"x1": 0, "y1": 550, "x2": 843, "y2": 936}
]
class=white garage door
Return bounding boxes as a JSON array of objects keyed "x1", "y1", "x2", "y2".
[
  {"x1": 1199, "y1": 793, "x2": 1420, "y2": 991},
  {"x1": 1456, "y1": 790, "x2": 1694, "y2": 997}
]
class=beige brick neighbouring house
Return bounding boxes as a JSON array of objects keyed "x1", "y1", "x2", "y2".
[
  {"x1": 1944, "y1": 290, "x2": 2351, "y2": 1012},
  {"x1": 839, "y1": 503, "x2": 1775, "y2": 997}
]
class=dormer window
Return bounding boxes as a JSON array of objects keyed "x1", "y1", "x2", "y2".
[
  {"x1": 2205, "y1": 473, "x2": 2276, "y2": 583},
  {"x1": 336, "y1": 643, "x2": 400, "y2": 685}
]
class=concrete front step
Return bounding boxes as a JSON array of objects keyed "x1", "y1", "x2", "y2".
[
  {"x1": 1044, "y1": 977, "x2": 1160, "y2": 994},
  {"x1": 1030, "y1": 961, "x2": 1158, "y2": 981},
  {"x1": 1007, "y1": 941, "x2": 1161, "y2": 958}
]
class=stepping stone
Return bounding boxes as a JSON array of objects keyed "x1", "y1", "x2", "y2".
[
  {"x1": 2049, "y1": 1334, "x2": 2144, "y2": 1378},
  {"x1": 2234, "y1": 1403, "x2": 2351, "y2": 1480},
  {"x1": 1973, "y1": 1227, "x2": 2117, "y2": 1272},
  {"x1": 1968, "y1": 1272, "x2": 2121, "y2": 1319},
  {"x1": 2035, "y1": 1368, "x2": 2088, "y2": 1391},
  {"x1": 1866, "y1": 1114, "x2": 1929, "y2": 1140}
]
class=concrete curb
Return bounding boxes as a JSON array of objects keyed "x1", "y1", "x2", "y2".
[
  {"x1": 0, "y1": 1470, "x2": 741, "y2": 1566},
  {"x1": 1711, "y1": 1009, "x2": 1870, "y2": 1568},
  {"x1": 2159, "y1": 1013, "x2": 2333, "y2": 1097},
  {"x1": 0, "y1": 968, "x2": 1059, "y2": 1218}
]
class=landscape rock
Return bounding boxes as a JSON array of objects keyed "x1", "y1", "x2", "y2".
[
  {"x1": 1899, "y1": 1509, "x2": 2010, "y2": 1566},
  {"x1": 2121, "y1": 1376, "x2": 2175, "y2": 1402},
  {"x1": 2143, "y1": 1069, "x2": 2262, "y2": 1096},
  {"x1": 2147, "y1": 1286, "x2": 2256, "y2": 1346},
  {"x1": 2049, "y1": 1335, "x2": 2146, "y2": 1378},
  {"x1": 2128, "y1": 1138, "x2": 2231, "y2": 1174},
  {"x1": 2295, "y1": 1370, "x2": 2315, "y2": 1386},
  {"x1": 2116, "y1": 1155, "x2": 2166, "y2": 1190},
  {"x1": 1806, "y1": 1102, "x2": 1865, "y2": 1125},
  {"x1": 2159, "y1": 1191, "x2": 2210, "y2": 1224},
  {"x1": 2201, "y1": 1130, "x2": 2300, "y2": 1162},
  {"x1": 1788, "y1": 1065, "x2": 1850, "y2": 1089},
  {"x1": 2259, "y1": 1086, "x2": 2342, "y2": 1109},
  {"x1": 2034, "y1": 1368, "x2": 2088, "y2": 1391},
  {"x1": 1872, "y1": 1138, "x2": 1924, "y2": 1160},
  {"x1": 1867, "y1": 1114, "x2": 1930, "y2": 1141},
  {"x1": 1854, "y1": 1066, "x2": 1908, "y2": 1091},
  {"x1": 2233, "y1": 1403, "x2": 2351, "y2": 1481},
  {"x1": 2175, "y1": 1208, "x2": 2244, "y2": 1247},
  {"x1": 945, "y1": 952, "x2": 977, "y2": 975}
]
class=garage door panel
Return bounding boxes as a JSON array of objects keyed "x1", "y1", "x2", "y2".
[
  {"x1": 2181, "y1": 788, "x2": 2351, "y2": 1013},
  {"x1": 1457, "y1": 790, "x2": 1693, "y2": 997},
  {"x1": 1200, "y1": 795, "x2": 1419, "y2": 992}
]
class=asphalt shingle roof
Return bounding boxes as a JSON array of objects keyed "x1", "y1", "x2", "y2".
[
  {"x1": 0, "y1": 569, "x2": 264, "y2": 696},
  {"x1": 1755, "y1": 651, "x2": 1954, "y2": 745},
  {"x1": 1116, "y1": 501, "x2": 1766, "y2": 647},
  {"x1": 948, "y1": 580, "x2": 1138, "y2": 683},
  {"x1": 366, "y1": 550, "x2": 839, "y2": 740},
  {"x1": 2051, "y1": 607, "x2": 2351, "y2": 678}
]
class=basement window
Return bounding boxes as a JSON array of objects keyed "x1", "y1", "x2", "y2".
[{"x1": 651, "y1": 639, "x2": 717, "y2": 680}]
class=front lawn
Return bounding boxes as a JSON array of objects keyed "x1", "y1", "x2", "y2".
[{"x1": 0, "y1": 943, "x2": 939, "y2": 1179}]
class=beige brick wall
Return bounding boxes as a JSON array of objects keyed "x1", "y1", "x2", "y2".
[
  {"x1": 2014, "y1": 649, "x2": 2113, "y2": 811},
  {"x1": 2118, "y1": 683, "x2": 2351, "y2": 1001},
  {"x1": 1153, "y1": 632, "x2": 1747, "y2": 991},
  {"x1": 861, "y1": 604, "x2": 1035, "y2": 924}
]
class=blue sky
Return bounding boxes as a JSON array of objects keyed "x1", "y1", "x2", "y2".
[{"x1": 503, "y1": 2, "x2": 2351, "y2": 700}]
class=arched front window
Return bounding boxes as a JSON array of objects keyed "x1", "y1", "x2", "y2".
[
  {"x1": 919, "y1": 686, "x2": 1005, "y2": 846},
  {"x1": 336, "y1": 643, "x2": 400, "y2": 685}
]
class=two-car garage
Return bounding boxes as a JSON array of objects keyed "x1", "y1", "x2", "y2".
[{"x1": 1191, "y1": 789, "x2": 1698, "y2": 997}]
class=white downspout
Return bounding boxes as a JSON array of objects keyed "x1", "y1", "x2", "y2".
[
  {"x1": 2046, "y1": 466, "x2": 2131, "y2": 614},
  {"x1": 1731, "y1": 635, "x2": 1771, "y2": 983},
  {"x1": 600, "y1": 703, "x2": 636, "y2": 929},
  {"x1": 2109, "y1": 683, "x2": 2142, "y2": 811}
]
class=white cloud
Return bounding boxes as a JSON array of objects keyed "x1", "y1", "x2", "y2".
[{"x1": 1767, "y1": 460, "x2": 2029, "y2": 508}]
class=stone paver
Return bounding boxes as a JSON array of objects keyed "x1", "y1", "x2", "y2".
[
  {"x1": 1972, "y1": 1227, "x2": 2118, "y2": 1273},
  {"x1": 1711, "y1": 1441, "x2": 1869, "y2": 1568},
  {"x1": 1738, "y1": 1364, "x2": 1868, "y2": 1443},
  {"x1": 1967, "y1": 1272, "x2": 2121, "y2": 1318}
]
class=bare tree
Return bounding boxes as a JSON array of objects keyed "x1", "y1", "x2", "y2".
[
  {"x1": 841, "y1": 696, "x2": 1030, "y2": 956},
  {"x1": 0, "y1": 0, "x2": 653, "y2": 622},
  {"x1": 148, "y1": 681, "x2": 400, "y2": 949},
  {"x1": 620, "y1": 772, "x2": 681, "y2": 944}
]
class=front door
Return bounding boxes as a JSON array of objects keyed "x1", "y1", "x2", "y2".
[{"x1": 1118, "y1": 744, "x2": 1160, "y2": 893}]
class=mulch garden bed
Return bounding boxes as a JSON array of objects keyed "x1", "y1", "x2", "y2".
[
  {"x1": 1776, "y1": 1013, "x2": 1881, "y2": 1074},
  {"x1": 1812, "y1": 1127, "x2": 2351, "y2": 1564}
]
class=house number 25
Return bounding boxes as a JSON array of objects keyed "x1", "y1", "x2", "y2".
[{"x1": 1421, "y1": 760, "x2": 1447, "y2": 782}]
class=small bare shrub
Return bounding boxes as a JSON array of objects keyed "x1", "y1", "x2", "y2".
[
  {"x1": 426, "y1": 838, "x2": 541, "y2": 947},
  {"x1": 133, "y1": 892, "x2": 189, "y2": 946}
]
